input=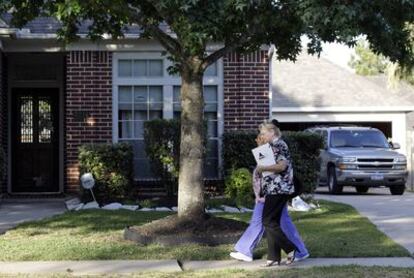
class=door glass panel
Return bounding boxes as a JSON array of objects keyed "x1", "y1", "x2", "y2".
[
  {"x1": 38, "y1": 98, "x2": 52, "y2": 143},
  {"x1": 20, "y1": 96, "x2": 33, "y2": 143}
]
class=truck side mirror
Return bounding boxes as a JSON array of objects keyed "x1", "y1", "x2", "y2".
[{"x1": 390, "y1": 142, "x2": 401, "y2": 149}]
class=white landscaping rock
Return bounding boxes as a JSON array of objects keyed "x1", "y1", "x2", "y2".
[
  {"x1": 139, "y1": 207, "x2": 155, "y2": 212},
  {"x1": 206, "y1": 208, "x2": 224, "y2": 213},
  {"x1": 65, "y1": 197, "x2": 81, "y2": 207},
  {"x1": 73, "y1": 203, "x2": 84, "y2": 211},
  {"x1": 82, "y1": 201, "x2": 100, "y2": 210},
  {"x1": 171, "y1": 207, "x2": 178, "y2": 212},
  {"x1": 220, "y1": 205, "x2": 241, "y2": 213},
  {"x1": 121, "y1": 205, "x2": 139, "y2": 211},
  {"x1": 239, "y1": 207, "x2": 254, "y2": 213},
  {"x1": 102, "y1": 202, "x2": 123, "y2": 210},
  {"x1": 155, "y1": 207, "x2": 172, "y2": 212}
]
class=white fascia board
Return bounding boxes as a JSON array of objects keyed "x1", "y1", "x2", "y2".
[{"x1": 272, "y1": 106, "x2": 414, "y2": 113}]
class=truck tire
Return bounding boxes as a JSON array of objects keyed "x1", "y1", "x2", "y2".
[
  {"x1": 390, "y1": 185, "x2": 405, "y2": 195},
  {"x1": 355, "y1": 186, "x2": 369, "y2": 193},
  {"x1": 328, "y1": 166, "x2": 343, "y2": 194}
]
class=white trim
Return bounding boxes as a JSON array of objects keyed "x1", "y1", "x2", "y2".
[{"x1": 273, "y1": 106, "x2": 414, "y2": 113}]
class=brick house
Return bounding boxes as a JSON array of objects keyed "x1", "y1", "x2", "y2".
[{"x1": 0, "y1": 17, "x2": 271, "y2": 195}]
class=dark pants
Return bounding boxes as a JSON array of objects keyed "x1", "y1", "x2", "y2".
[{"x1": 262, "y1": 194, "x2": 296, "y2": 261}]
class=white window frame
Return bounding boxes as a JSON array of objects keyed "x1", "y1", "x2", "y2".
[{"x1": 112, "y1": 52, "x2": 224, "y2": 178}]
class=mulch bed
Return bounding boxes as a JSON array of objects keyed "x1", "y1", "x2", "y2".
[{"x1": 124, "y1": 213, "x2": 248, "y2": 246}]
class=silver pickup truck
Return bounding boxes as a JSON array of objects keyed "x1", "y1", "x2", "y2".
[{"x1": 306, "y1": 126, "x2": 407, "y2": 195}]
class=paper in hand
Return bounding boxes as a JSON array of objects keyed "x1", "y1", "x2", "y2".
[{"x1": 251, "y1": 143, "x2": 276, "y2": 177}]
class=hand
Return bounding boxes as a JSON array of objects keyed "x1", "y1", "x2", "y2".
[
  {"x1": 256, "y1": 197, "x2": 265, "y2": 203},
  {"x1": 256, "y1": 165, "x2": 265, "y2": 173}
]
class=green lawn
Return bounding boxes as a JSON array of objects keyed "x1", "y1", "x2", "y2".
[
  {"x1": 4, "y1": 266, "x2": 414, "y2": 278},
  {"x1": 0, "y1": 200, "x2": 409, "y2": 260}
]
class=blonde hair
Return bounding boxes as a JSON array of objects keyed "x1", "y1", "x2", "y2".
[{"x1": 259, "y1": 120, "x2": 282, "y2": 137}]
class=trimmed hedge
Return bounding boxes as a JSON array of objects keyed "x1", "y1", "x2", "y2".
[
  {"x1": 223, "y1": 131, "x2": 323, "y2": 193},
  {"x1": 78, "y1": 143, "x2": 134, "y2": 204}
]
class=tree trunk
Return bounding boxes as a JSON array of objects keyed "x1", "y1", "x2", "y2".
[{"x1": 177, "y1": 61, "x2": 205, "y2": 220}]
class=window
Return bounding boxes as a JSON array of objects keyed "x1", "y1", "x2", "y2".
[{"x1": 113, "y1": 53, "x2": 222, "y2": 179}]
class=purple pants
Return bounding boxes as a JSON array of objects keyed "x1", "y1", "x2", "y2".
[{"x1": 234, "y1": 202, "x2": 309, "y2": 259}]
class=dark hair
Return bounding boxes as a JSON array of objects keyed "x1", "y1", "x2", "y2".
[{"x1": 271, "y1": 119, "x2": 280, "y2": 128}]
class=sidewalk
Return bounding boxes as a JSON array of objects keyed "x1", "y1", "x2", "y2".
[{"x1": 0, "y1": 258, "x2": 413, "y2": 274}]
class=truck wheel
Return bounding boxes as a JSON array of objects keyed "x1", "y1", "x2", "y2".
[
  {"x1": 390, "y1": 185, "x2": 405, "y2": 195},
  {"x1": 328, "y1": 166, "x2": 343, "y2": 194},
  {"x1": 355, "y1": 186, "x2": 369, "y2": 193}
]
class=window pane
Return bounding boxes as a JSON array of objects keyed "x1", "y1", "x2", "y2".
[
  {"x1": 119, "y1": 60, "x2": 132, "y2": 77},
  {"x1": 133, "y1": 60, "x2": 146, "y2": 77},
  {"x1": 206, "y1": 140, "x2": 218, "y2": 158},
  {"x1": 118, "y1": 108, "x2": 132, "y2": 120},
  {"x1": 173, "y1": 86, "x2": 181, "y2": 103},
  {"x1": 118, "y1": 86, "x2": 132, "y2": 102},
  {"x1": 205, "y1": 62, "x2": 217, "y2": 76},
  {"x1": 149, "y1": 103, "x2": 163, "y2": 111},
  {"x1": 207, "y1": 120, "x2": 218, "y2": 138},
  {"x1": 205, "y1": 103, "x2": 218, "y2": 112},
  {"x1": 149, "y1": 110, "x2": 162, "y2": 120},
  {"x1": 173, "y1": 104, "x2": 181, "y2": 112},
  {"x1": 134, "y1": 103, "x2": 148, "y2": 111},
  {"x1": 134, "y1": 111, "x2": 147, "y2": 121},
  {"x1": 149, "y1": 86, "x2": 163, "y2": 102},
  {"x1": 119, "y1": 121, "x2": 133, "y2": 138},
  {"x1": 204, "y1": 86, "x2": 218, "y2": 102},
  {"x1": 205, "y1": 112, "x2": 217, "y2": 121},
  {"x1": 134, "y1": 86, "x2": 148, "y2": 103},
  {"x1": 149, "y1": 60, "x2": 163, "y2": 76},
  {"x1": 173, "y1": 111, "x2": 181, "y2": 119},
  {"x1": 134, "y1": 121, "x2": 144, "y2": 138},
  {"x1": 204, "y1": 159, "x2": 218, "y2": 178}
]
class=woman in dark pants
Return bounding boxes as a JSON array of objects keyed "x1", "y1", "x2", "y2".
[{"x1": 256, "y1": 120, "x2": 297, "y2": 267}]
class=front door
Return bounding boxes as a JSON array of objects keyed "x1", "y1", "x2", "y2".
[{"x1": 11, "y1": 88, "x2": 59, "y2": 192}]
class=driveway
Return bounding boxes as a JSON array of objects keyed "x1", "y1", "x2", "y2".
[
  {"x1": 0, "y1": 199, "x2": 66, "y2": 234},
  {"x1": 315, "y1": 186, "x2": 414, "y2": 255}
]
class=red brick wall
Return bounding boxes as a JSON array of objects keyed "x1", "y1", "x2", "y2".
[
  {"x1": 65, "y1": 51, "x2": 113, "y2": 193},
  {"x1": 223, "y1": 50, "x2": 270, "y2": 130}
]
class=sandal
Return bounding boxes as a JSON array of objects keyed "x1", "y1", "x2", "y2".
[
  {"x1": 286, "y1": 251, "x2": 296, "y2": 265},
  {"x1": 261, "y1": 260, "x2": 281, "y2": 267}
]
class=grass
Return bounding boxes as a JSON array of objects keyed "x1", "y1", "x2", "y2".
[
  {"x1": 0, "y1": 200, "x2": 409, "y2": 261},
  {"x1": 3, "y1": 266, "x2": 414, "y2": 278}
]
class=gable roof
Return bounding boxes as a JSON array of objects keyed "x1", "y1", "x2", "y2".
[{"x1": 272, "y1": 52, "x2": 414, "y2": 110}]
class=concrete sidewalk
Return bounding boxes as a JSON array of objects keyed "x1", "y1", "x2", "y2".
[
  {"x1": 0, "y1": 198, "x2": 66, "y2": 234},
  {"x1": 315, "y1": 187, "x2": 414, "y2": 255},
  {"x1": 0, "y1": 258, "x2": 413, "y2": 274}
]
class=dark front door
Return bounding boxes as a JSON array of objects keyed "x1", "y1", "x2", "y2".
[{"x1": 12, "y1": 88, "x2": 59, "y2": 192}]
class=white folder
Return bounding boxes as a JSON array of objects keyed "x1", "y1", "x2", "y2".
[{"x1": 251, "y1": 143, "x2": 276, "y2": 177}]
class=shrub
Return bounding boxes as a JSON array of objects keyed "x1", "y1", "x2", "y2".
[
  {"x1": 144, "y1": 119, "x2": 208, "y2": 196},
  {"x1": 78, "y1": 143, "x2": 133, "y2": 204},
  {"x1": 222, "y1": 131, "x2": 323, "y2": 194},
  {"x1": 225, "y1": 168, "x2": 254, "y2": 207},
  {"x1": 144, "y1": 119, "x2": 181, "y2": 196}
]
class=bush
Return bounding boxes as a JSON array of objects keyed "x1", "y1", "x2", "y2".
[
  {"x1": 144, "y1": 119, "x2": 181, "y2": 196},
  {"x1": 144, "y1": 119, "x2": 208, "y2": 196},
  {"x1": 225, "y1": 168, "x2": 254, "y2": 207},
  {"x1": 222, "y1": 131, "x2": 323, "y2": 194},
  {"x1": 78, "y1": 143, "x2": 134, "y2": 204}
]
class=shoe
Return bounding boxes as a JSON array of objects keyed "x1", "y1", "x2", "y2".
[
  {"x1": 286, "y1": 251, "x2": 309, "y2": 265},
  {"x1": 261, "y1": 260, "x2": 281, "y2": 267},
  {"x1": 229, "y1": 252, "x2": 253, "y2": 262}
]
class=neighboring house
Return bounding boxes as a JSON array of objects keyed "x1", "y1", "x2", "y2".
[
  {"x1": 0, "y1": 16, "x2": 271, "y2": 195},
  {"x1": 270, "y1": 51, "x2": 414, "y2": 190}
]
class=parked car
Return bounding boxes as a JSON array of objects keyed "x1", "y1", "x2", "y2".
[{"x1": 305, "y1": 126, "x2": 407, "y2": 195}]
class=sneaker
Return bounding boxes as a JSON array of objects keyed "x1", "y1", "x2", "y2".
[
  {"x1": 286, "y1": 251, "x2": 309, "y2": 265},
  {"x1": 295, "y1": 253, "x2": 310, "y2": 262},
  {"x1": 230, "y1": 251, "x2": 253, "y2": 262}
]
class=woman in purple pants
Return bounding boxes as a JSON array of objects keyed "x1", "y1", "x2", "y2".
[{"x1": 230, "y1": 133, "x2": 309, "y2": 264}]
